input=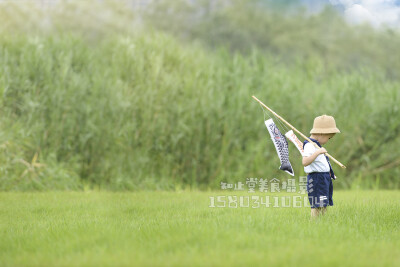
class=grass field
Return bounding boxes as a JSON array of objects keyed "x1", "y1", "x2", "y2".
[
  {"x1": 1, "y1": 2, "x2": 399, "y2": 266},
  {"x1": 1, "y1": 190, "x2": 399, "y2": 266}
]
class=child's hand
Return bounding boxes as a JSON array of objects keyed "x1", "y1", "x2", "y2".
[{"x1": 316, "y1": 147, "x2": 327, "y2": 155}]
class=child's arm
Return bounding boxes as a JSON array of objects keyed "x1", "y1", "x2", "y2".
[{"x1": 302, "y1": 147, "x2": 327, "y2": 167}]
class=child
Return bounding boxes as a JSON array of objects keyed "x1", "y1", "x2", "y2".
[{"x1": 302, "y1": 115, "x2": 340, "y2": 218}]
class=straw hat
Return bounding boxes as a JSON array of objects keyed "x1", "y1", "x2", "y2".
[{"x1": 310, "y1": 115, "x2": 341, "y2": 134}]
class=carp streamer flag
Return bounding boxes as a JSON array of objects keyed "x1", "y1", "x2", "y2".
[
  {"x1": 264, "y1": 118, "x2": 294, "y2": 176},
  {"x1": 285, "y1": 130, "x2": 305, "y2": 156},
  {"x1": 253, "y1": 95, "x2": 346, "y2": 169}
]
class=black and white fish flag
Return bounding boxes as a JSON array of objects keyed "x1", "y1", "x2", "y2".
[{"x1": 264, "y1": 118, "x2": 294, "y2": 176}]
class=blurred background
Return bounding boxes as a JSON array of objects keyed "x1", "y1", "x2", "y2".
[{"x1": 0, "y1": 0, "x2": 399, "y2": 191}]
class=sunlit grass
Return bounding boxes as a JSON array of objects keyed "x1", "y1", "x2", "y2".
[{"x1": 0, "y1": 190, "x2": 399, "y2": 266}]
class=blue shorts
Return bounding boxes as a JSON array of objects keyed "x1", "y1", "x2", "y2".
[{"x1": 307, "y1": 172, "x2": 333, "y2": 208}]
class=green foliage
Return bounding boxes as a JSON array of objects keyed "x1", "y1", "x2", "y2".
[
  {"x1": 0, "y1": 1, "x2": 399, "y2": 190},
  {"x1": 144, "y1": 0, "x2": 400, "y2": 79}
]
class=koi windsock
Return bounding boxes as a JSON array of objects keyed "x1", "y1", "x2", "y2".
[
  {"x1": 285, "y1": 130, "x2": 305, "y2": 156},
  {"x1": 264, "y1": 118, "x2": 294, "y2": 176}
]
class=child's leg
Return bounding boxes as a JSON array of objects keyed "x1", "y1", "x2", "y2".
[
  {"x1": 310, "y1": 207, "x2": 327, "y2": 217},
  {"x1": 320, "y1": 207, "x2": 327, "y2": 215},
  {"x1": 310, "y1": 208, "x2": 320, "y2": 217}
]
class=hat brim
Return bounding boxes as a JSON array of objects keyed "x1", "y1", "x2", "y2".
[{"x1": 310, "y1": 128, "x2": 341, "y2": 134}]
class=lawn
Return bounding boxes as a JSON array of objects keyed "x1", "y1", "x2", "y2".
[{"x1": 1, "y1": 190, "x2": 399, "y2": 266}]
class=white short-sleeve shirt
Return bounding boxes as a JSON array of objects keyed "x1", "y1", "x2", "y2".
[{"x1": 303, "y1": 142, "x2": 330, "y2": 173}]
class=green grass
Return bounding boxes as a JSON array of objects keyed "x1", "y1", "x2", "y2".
[
  {"x1": 1, "y1": 190, "x2": 399, "y2": 266},
  {"x1": 0, "y1": 1, "x2": 400, "y2": 191},
  {"x1": 1, "y1": 32, "x2": 399, "y2": 191}
]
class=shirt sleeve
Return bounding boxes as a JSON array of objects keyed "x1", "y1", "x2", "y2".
[{"x1": 303, "y1": 142, "x2": 315, "y2": 157}]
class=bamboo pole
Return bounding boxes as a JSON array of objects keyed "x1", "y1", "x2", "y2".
[{"x1": 252, "y1": 95, "x2": 346, "y2": 169}]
